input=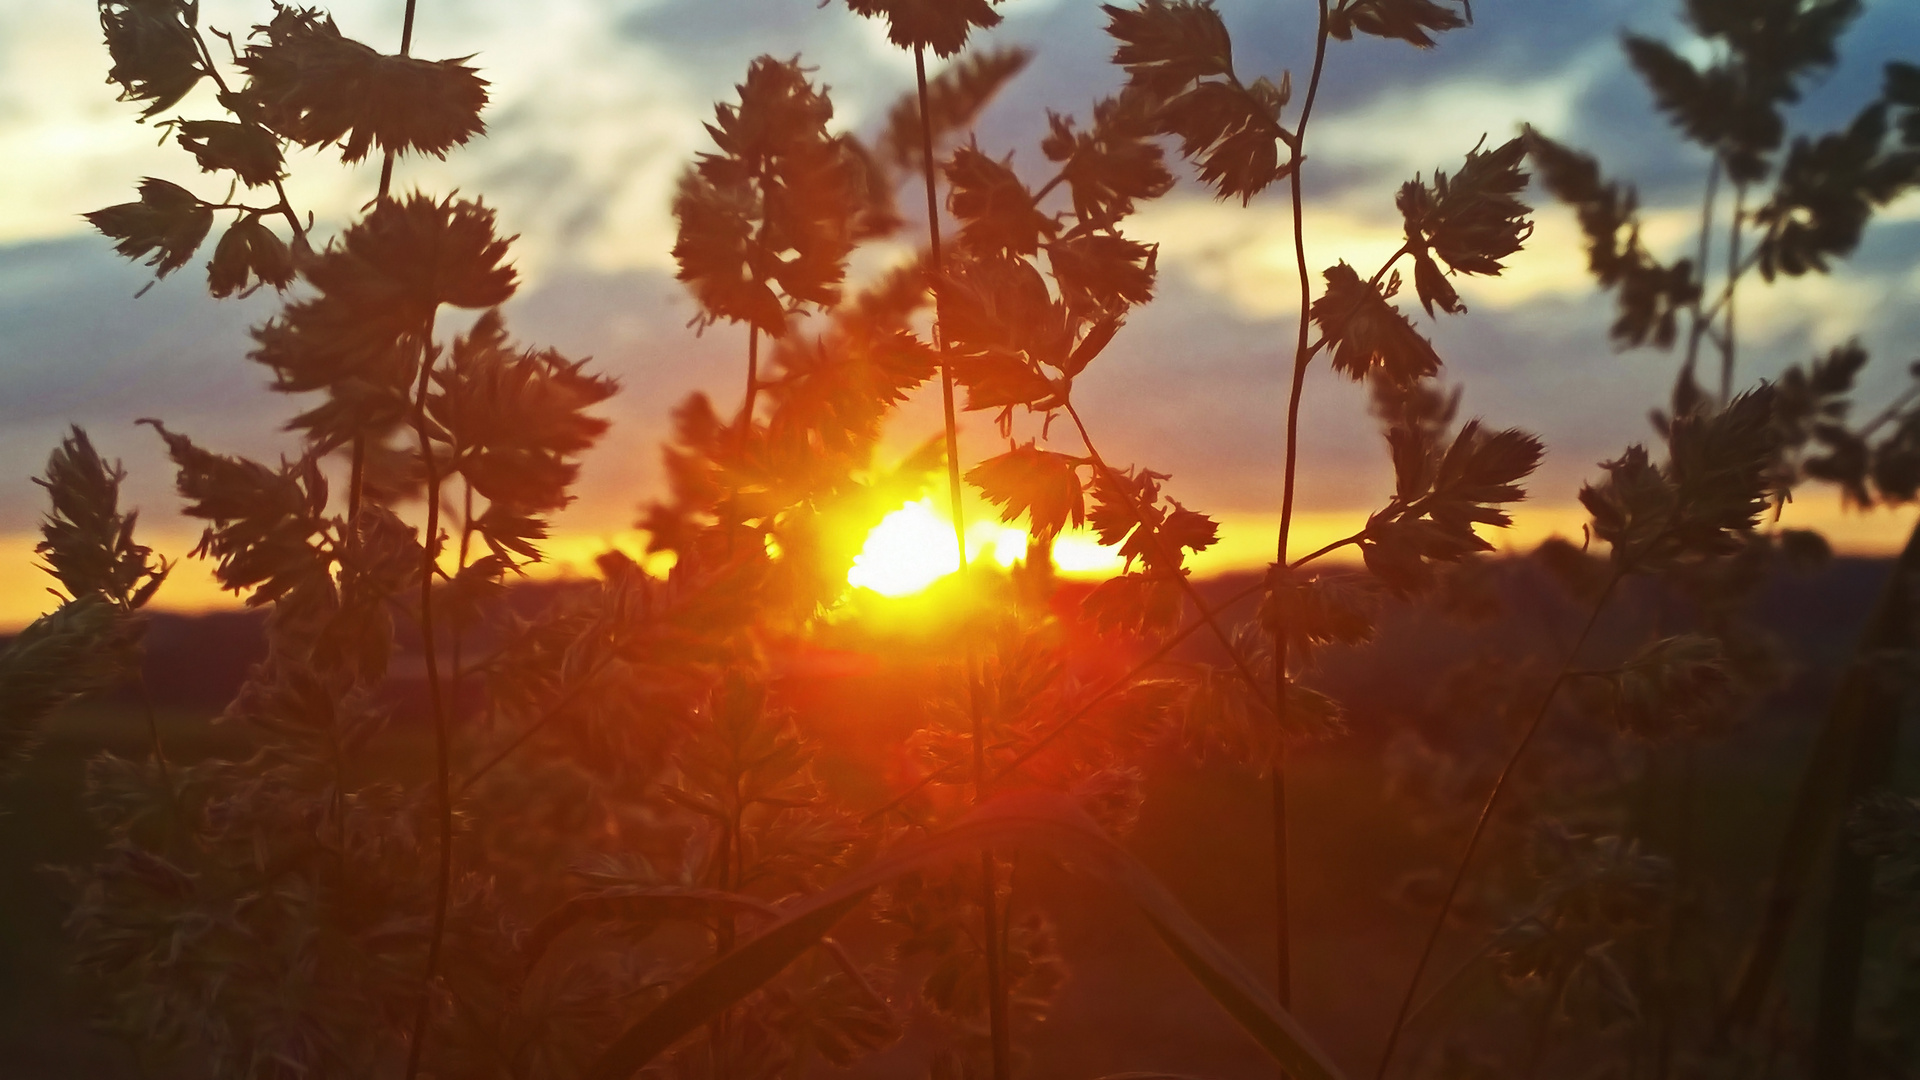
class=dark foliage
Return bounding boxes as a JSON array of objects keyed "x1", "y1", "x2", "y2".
[
  {"x1": 1329, "y1": 0, "x2": 1470, "y2": 50},
  {"x1": 1104, "y1": 0, "x2": 1294, "y2": 203},
  {"x1": 844, "y1": 0, "x2": 1004, "y2": 59},
  {"x1": 1361, "y1": 420, "x2": 1543, "y2": 595},
  {"x1": 172, "y1": 120, "x2": 285, "y2": 187},
  {"x1": 1755, "y1": 97, "x2": 1920, "y2": 279},
  {"x1": 40, "y1": 2, "x2": 1920, "y2": 1079},
  {"x1": 1583, "y1": 389, "x2": 1780, "y2": 576},
  {"x1": 967, "y1": 445, "x2": 1087, "y2": 541},
  {"x1": 251, "y1": 193, "x2": 517, "y2": 448},
  {"x1": 97, "y1": 0, "x2": 205, "y2": 119},
  {"x1": 237, "y1": 5, "x2": 488, "y2": 163},
  {"x1": 672, "y1": 57, "x2": 861, "y2": 336},
  {"x1": 1523, "y1": 128, "x2": 1700, "y2": 349},
  {"x1": 1396, "y1": 137, "x2": 1532, "y2": 316},
  {"x1": 84, "y1": 177, "x2": 213, "y2": 280},
  {"x1": 35, "y1": 428, "x2": 169, "y2": 610},
  {"x1": 1312, "y1": 263, "x2": 1443, "y2": 386}
]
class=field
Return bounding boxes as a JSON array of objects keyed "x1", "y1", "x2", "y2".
[{"x1": 7, "y1": 559, "x2": 1909, "y2": 1078}]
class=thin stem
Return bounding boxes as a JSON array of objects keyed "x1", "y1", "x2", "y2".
[
  {"x1": 455, "y1": 639, "x2": 615, "y2": 795},
  {"x1": 1694, "y1": 248, "x2": 1762, "y2": 330},
  {"x1": 993, "y1": 577, "x2": 1268, "y2": 787},
  {"x1": 1372, "y1": 570, "x2": 1623, "y2": 1080},
  {"x1": 391, "y1": 6, "x2": 431, "y2": 1069},
  {"x1": 742, "y1": 326, "x2": 760, "y2": 431},
  {"x1": 402, "y1": 312, "x2": 448, "y2": 1080},
  {"x1": 1719, "y1": 184, "x2": 1746, "y2": 404},
  {"x1": 450, "y1": 481, "x2": 475, "y2": 740},
  {"x1": 1522, "y1": 969, "x2": 1571, "y2": 1080},
  {"x1": 1401, "y1": 899, "x2": 1557, "y2": 1033},
  {"x1": 862, "y1": 577, "x2": 1271, "y2": 826},
  {"x1": 377, "y1": 0, "x2": 422, "y2": 200},
  {"x1": 1290, "y1": 533, "x2": 1362, "y2": 570},
  {"x1": 1272, "y1": 0, "x2": 1332, "y2": 1013},
  {"x1": 915, "y1": 49, "x2": 968, "y2": 583},
  {"x1": 188, "y1": 33, "x2": 308, "y2": 246},
  {"x1": 460, "y1": 678, "x2": 590, "y2": 793},
  {"x1": 1677, "y1": 155, "x2": 1723, "y2": 398},
  {"x1": 347, "y1": 437, "x2": 368, "y2": 535},
  {"x1": 136, "y1": 677, "x2": 179, "y2": 822},
  {"x1": 1277, "y1": 0, "x2": 1332, "y2": 566},
  {"x1": 916, "y1": 43, "x2": 1011, "y2": 1080},
  {"x1": 1858, "y1": 381, "x2": 1920, "y2": 439},
  {"x1": 1060, "y1": 400, "x2": 1276, "y2": 716}
]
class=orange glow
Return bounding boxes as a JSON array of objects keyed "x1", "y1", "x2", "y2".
[
  {"x1": 847, "y1": 499, "x2": 961, "y2": 596},
  {"x1": 5, "y1": 497, "x2": 1919, "y2": 630},
  {"x1": 846, "y1": 498, "x2": 1127, "y2": 597}
]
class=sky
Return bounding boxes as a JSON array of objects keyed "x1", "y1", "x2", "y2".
[{"x1": 3, "y1": 0, "x2": 1920, "y2": 628}]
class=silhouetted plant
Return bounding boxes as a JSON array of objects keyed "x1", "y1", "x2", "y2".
[{"x1": 18, "y1": 1, "x2": 1920, "y2": 1079}]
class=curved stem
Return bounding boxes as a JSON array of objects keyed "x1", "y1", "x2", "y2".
[
  {"x1": 1277, "y1": 1, "x2": 1332, "y2": 568},
  {"x1": 1677, "y1": 155, "x2": 1723, "y2": 399},
  {"x1": 915, "y1": 43, "x2": 1011, "y2": 1080},
  {"x1": 187, "y1": 33, "x2": 309, "y2": 247},
  {"x1": 1060, "y1": 400, "x2": 1276, "y2": 716},
  {"x1": 1694, "y1": 247, "x2": 1761, "y2": 328},
  {"x1": 377, "y1": 0, "x2": 422, "y2": 200},
  {"x1": 1401, "y1": 900, "x2": 1557, "y2": 1033},
  {"x1": 993, "y1": 576, "x2": 1268, "y2": 787},
  {"x1": 1372, "y1": 570, "x2": 1623, "y2": 1080},
  {"x1": 1271, "y1": 0, "x2": 1332, "y2": 1012},
  {"x1": 1289, "y1": 533, "x2": 1361, "y2": 570},
  {"x1": 449, "y1": 480, "x2": 475, "y2": 744},
  {"x1": 1719, "y1": 184, "x2": 1746, "y2": 404},
  {"x1": 459, "y1": 671, "x2": 595, "y2": 794},
  {"x1": 863, "y1": 576, "x2": 1271, "y2": 827},
  {"x1": 402, "y1": 312, "x2": 448, "y2": 1080},
  {"x1": 742, "y1": 326, "x2": 760, "y2": 431},
  {"x1": 136, "y1": 677, "x2": 178, "y2": 823}
]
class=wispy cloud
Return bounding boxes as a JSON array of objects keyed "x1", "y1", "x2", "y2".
[{"x1": 3, "y1": 0, "x2": 1920, "y2": 628}]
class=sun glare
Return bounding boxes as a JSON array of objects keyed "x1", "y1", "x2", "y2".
[
  {"x1": 847, "y1": 499, "x2": 961, "y2": 596},
  {"x1": 846, "y1": 498, "x2": 1127, "y2": 597}
]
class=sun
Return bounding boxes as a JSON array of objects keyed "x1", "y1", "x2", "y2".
[
  {"x1": 846, "y1": 499, "x2": 960, "y2": 596},
  {"x1": 846, "y1": 498, "x2": 1124, "y2": 597}
]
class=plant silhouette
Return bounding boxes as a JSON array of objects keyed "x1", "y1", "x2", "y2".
[{"x1": 0, "y1": 1, "x2": 1916, "y2": 1079}]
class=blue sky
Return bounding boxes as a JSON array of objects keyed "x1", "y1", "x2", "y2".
[{"x1": 2, "y1": 0, "x2": 1919, "y2": 621}]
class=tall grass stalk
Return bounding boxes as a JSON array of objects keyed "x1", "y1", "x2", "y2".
[
  {"x1": 1374, "y1": 571, "x2": 1624, "y2": 1080},
  {"x1": 1274, "y1": 0, "x2": 1332, "y2": 1009},
  {"x1": 403, "y1": 312, "x2": 449, "y2": 1080},
  {"x1": 914, "y1": 43, "x2": 1012, "y2": 1079}
]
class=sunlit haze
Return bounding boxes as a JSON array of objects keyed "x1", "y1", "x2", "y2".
[{"x1": 845, "y1": 498, "x2": 1126, "y2": 596}]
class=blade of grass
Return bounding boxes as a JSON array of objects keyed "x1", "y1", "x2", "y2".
[
  {"x1": 914, "y1": 41, "x2": 1011, "y2": 1080},
  {"x1": 402, "y1": 308, "x2": 448, "y2": 1080},
  {"x1": 1274, "y1": 0, "x2": 1333, "y2": 1013},
  {"x1": 582, "y1": 790, "x2": 1349, "y2": 1080},
  {"x1": 1373, "y1": 570, "x2": 1622, "y2": 1080},
  {"x1": 1721, "y1": 513, "x2": 1920, "y2": 1037},
  {"x1": 1810, "y1": 516, "x2": 1920, "y2": 1077}
]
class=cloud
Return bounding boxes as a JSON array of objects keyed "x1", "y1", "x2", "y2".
[{"x1": 4, "y1": 0, "x2": 1920, "y2": 631}]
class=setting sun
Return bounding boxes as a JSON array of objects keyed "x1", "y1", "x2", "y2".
[
  {"x1": 847, "y1": 499, "x2": 963, "y2": 596},
  {"x1": 847, "y1": 498, "x2": 1128, "y2": 596}
]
